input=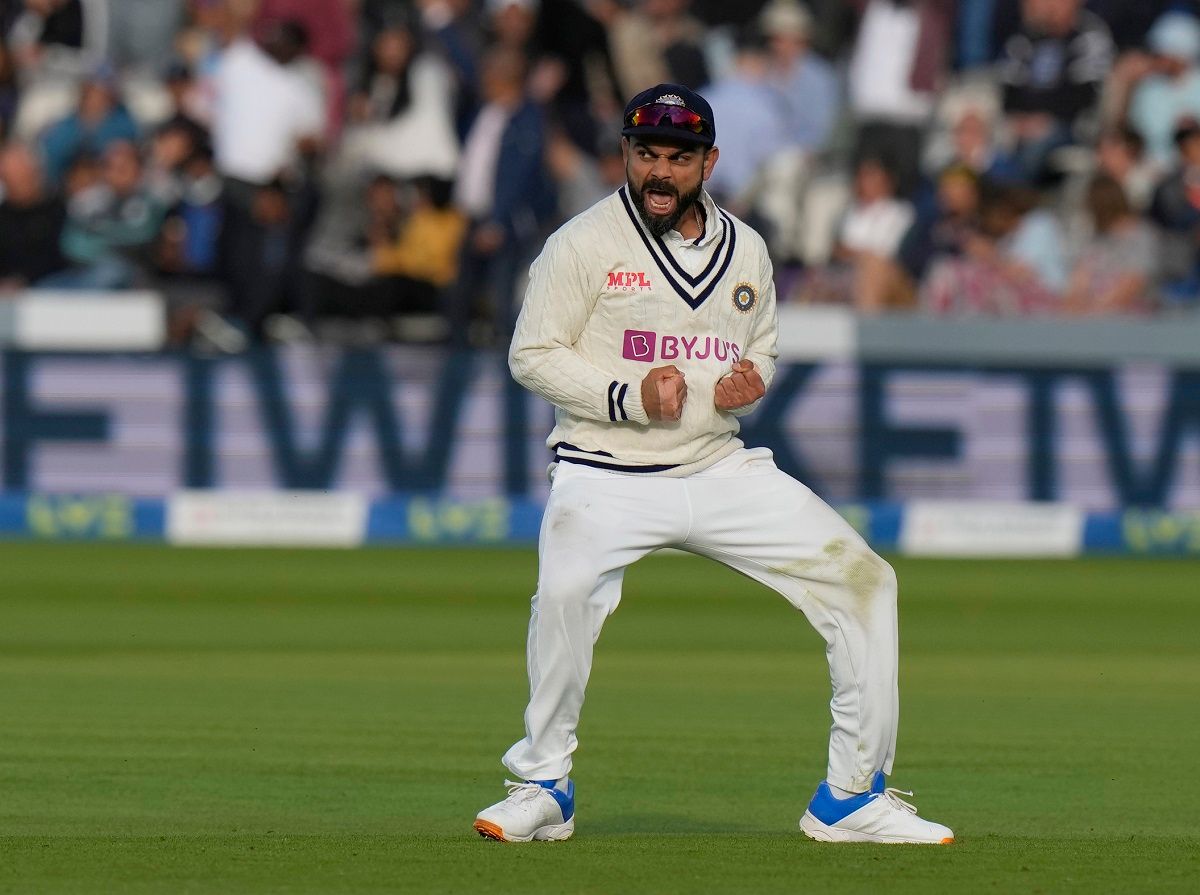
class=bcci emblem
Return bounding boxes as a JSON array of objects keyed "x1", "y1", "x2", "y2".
[{"x1": 732, "y1": 282, "x2": 757, "y2": 313}]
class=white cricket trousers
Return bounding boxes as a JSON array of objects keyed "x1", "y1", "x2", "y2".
[{"x1": 501, "y1": 447, "x2": 899, "y2": 794}]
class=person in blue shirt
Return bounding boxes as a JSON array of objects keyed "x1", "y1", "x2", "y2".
[{"x1": 39, "y1": 67, "x2": 139, "y2": 184}]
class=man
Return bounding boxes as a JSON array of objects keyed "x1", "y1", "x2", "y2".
[
  {"x1": 0, "y1": 142, "x2": 68, "y2": 290},
  {"x1": 847, "y1": 0, "x2": 952, "y2": 196},
  {"x1": 998, "y1": 0, "x2": 1115, "y2": 183},
  {"x1": 474, "y1": 84, "x2": 954, "y2": 845},
  {"x1": 446, "y1": 46, "x2": 553, "y2": 345},
  {"x1": 51, "y1": 139, "x2": 166, "y2": 289},
  {"x1": 210, "y1": 17, "x2": 324, "y2": 189}
]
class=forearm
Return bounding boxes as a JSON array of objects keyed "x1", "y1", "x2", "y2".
[{"x1": 509, "y1": 342, "x2": 647, "y2": 424}]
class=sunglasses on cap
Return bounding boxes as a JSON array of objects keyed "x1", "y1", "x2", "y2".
[{"x1": 624, "y1": 103, "x2": 711, "y2": 137}]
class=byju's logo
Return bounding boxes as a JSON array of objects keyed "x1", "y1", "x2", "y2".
[
  {"x1": 621, "y1": 329, "x2": 740, "y2": 364},
  {"x1": 605, "y1": 271, "x2": 653, "y2": 291},
  {"x1": 622, "y1": 330, "x2": 658, "y2": 361}
]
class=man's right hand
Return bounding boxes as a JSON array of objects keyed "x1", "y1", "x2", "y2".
[{"x1": 641, "y1": 365, "x2": 687, "y2": 422}]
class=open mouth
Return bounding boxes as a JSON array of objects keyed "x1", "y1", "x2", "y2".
[{"x1": 644, "y1": 189, "x2": 677, "y2": 217}]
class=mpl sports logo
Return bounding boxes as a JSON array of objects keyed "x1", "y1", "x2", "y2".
[
  {"x1": 604, "y1": 271, "x2": 653, "y2": 292},
  {"x1": 622, "y1": 329, "x2": 741, "y2": 364}
]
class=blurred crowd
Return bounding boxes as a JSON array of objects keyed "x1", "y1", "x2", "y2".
[{"x1": 0, "y1": 0, "x2": 1198, "y2": 350}]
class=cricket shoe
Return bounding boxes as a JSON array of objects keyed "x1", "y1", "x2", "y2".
[
  {"x1": 474, "y1": 778, "x2": 575, "y2": 842},
  {"x1": 800, "y1": 772, "x2": 954, "y2": 844}
]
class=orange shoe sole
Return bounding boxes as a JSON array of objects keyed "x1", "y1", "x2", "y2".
[{"x1": 474, "y1": 820, "x2": 506, "y2": 841}]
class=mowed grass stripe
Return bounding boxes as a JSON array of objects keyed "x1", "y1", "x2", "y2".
[{"x1": 0, "y1": 544, "x2": 1197, "y2": 893}]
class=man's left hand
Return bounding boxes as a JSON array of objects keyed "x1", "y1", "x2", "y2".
[{"x1": 714, "y1": 360, "x2": 765, "y2": 411}]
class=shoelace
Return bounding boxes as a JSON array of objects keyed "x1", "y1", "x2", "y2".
[
  {"x1": 879, "y1": 787, "x2": 918, "y2": 815},
  {"x1": 502, "y1": 779, "x2": 549, "y2": 804}
]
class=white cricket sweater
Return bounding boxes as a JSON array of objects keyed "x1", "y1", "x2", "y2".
[{"x1": 509, "y1": 186, "x2": 779, "y2": 477}]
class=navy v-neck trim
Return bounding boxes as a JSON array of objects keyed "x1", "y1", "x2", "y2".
[
  {"x1": 654, "y1": 211, "x2": 726, "y2": 286},
  {"x1": 618, "y1": 186, "x2": 736, "y2": 311}
]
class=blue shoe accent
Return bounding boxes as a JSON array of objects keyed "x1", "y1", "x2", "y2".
[
  {"x1": 807, "y1": 782, "x2": 874, "y2": 825},
  {"x1": 807, "y1": 772, "x2": 887, "y2": 824},
  {"x1": 529, "y1": 778, "x2": 575, "y2": 822}
]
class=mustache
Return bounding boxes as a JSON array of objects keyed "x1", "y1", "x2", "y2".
[{"x1": 641, "y1": 178, "x2": 679, "y2": 198}]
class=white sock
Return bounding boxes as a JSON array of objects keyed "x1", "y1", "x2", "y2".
[{"x1": 828, "y1": 783, "x2": 861, "y2": 800}]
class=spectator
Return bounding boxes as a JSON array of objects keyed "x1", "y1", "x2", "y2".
[
  {"x1": 447, "y1": 46, "x2": 554, "y2": 345},
  {"x1": 144, "y1": 117, "x2": 208, "y2": 206},
  {"x1": 7, "y1": 0, "x2": 107, "y2": 79},
  {"x1": 848, "y1": 0, "x2": 953, "y2": 197},
  {"x1": 835, "y1": 164, "x2": 984, "y2": 314},
  {"x1": 412, "y1": 0, "x2": 488, "y2": 139},
  {"x1": 923, "y1": 88, "x2": 1025, "y2": 185},
  {"x1": 1149, "y1": 118, "x2": 1200, "y2": 302},
  {"x1": 210, "y1": 17, "x2": 324, "y2": 189},
  {"x1": 756, "y1": 0, "x2": 840, "y2": 261},
  {"x1": 532, "y1": 0, "x2": 623, "y2": 153},
  {"x1": 337, "y1": 17, "x2": 460, "y2": 181},
  {"x1": 48, "y1": 139, "x2": 167, "y2": 289},
  {"x1": 1118, "y1": 11, "x2": 1200, "y2": 167},
  {"x1": 154, "y1": 137, "x2": 227, "y2": 345},
  {"x1": 218, "y1": 176, "x2": 311, "y2": 338},
  {"x1": 255, "y1": 0, "x2": 355, "y2": 134},
  {"x1": 701, "y1": 28, "x2": 789, "y2": 213},
  {"x1": 371, "y1": 176, "x2": 466, "y2": 302},
  {"x1": 1093, "y1": 125, "x2": 1158, "y2": 212},
  {"x1": 7, "y1": 0, "x2": 108, "y2": 139},
  {"x1": 157, "y1": 60, "x2": 207, "y2": 130},
  {"x1": 922, "y1": 184, "x2": 1068, "y2": 315},
  {"x1": 1062, "y1": 174, "x2": 1159, "y2": 315},
  {"x1": 587, "y1": 0, "x2": 670, "y2": 101},
  {"x1": 998, "y1": 0, "x2": 1115, "y2": 183},
  {"x1": 304, "y1": 174, "x2": 465, "y2": 337},
  {"x1": 795, "y1": 154, "x2": 915, "y2": 307},
  {"x1": 305, "y1": 173, "x2": 399, "y2": 325},
  {"x1": 210, "y1": 14, "x2": 323, "y2": 337},
  {"x1": 761, "y1": 0, "x2": 838, "y2": 154},
  {"x1": 884, "y1": 164, "x2": 982, "y2": 305},
  {"x1": 39, "y1": 66, "x2": 139, "y2": 183},
  {"x1": 0, "y1": 141, "x2": 68, "y2": 289},
  {"x1": 1059, "y1": 122, "x2": 1158, "y2": 251},
  {"x1": 642, "y1": 0, "x2": 711, "y2": 89},
  {"x1": 150, "y1": 127, "x2": 224, "y2": 278}
]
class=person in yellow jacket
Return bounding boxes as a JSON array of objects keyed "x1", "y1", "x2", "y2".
[{"x1": 370, "y1": 175, "x2": 466, "y2": 292}]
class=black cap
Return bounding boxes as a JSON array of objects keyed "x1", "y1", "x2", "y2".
[{"x1": 621, "y1": 83, "x2": 715, "y2": 148}]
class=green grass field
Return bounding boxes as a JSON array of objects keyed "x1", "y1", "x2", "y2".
[{"x1": 1, "y1": 544, "x2": 1197, "y2": 893}]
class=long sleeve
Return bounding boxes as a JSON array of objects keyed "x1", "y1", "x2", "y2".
[
  {"x1": 509, "y1": 231, "x2": 649, "y2": 425},
  {"x1": 729, "y1": 250, "x2": 779, "y2": 417}
]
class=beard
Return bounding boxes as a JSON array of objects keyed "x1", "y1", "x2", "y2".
[{"x1": 630, "y1": 175, "x2": 703, "y2": 238}]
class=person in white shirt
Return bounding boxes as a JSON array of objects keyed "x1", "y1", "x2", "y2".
[
  {"x1": 473, "y1": 83, "x2": 954, "y2": 846},
  {"x1": 211, "y1": 23, "x2": 324, "y2": 187},
  {"x1": 210, "y1": 21, "x2": 325, "y2": 338}
]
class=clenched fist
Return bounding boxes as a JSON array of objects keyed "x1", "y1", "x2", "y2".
[
  {"x1": 715, "y1": 360, "x2": 765, "y2": 411},
  {"x1": 641, "y1": 365, "x2": 687, "y2": 422}
]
